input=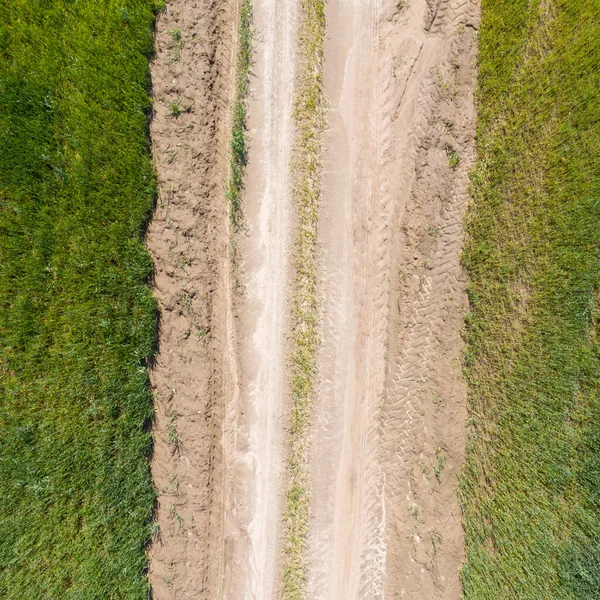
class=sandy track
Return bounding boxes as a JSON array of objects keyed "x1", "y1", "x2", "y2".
[
  {"x1": 219, "y1": 1, "x2": 298, "y2": 599},
  {"x1": 308, "y1": 0, "x2": 479, "y2": 598}
]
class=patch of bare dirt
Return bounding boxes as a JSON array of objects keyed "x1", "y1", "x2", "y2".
[
  {"x1": 308, "y1": 0, "x2": 480, "y2": 598},
  {"x1": 146, "y1": 1, "x2": 236, "y2": 598}
]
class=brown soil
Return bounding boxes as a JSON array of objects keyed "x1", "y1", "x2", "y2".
[
  {"x1": 146, "y1": 1, "x2": 236, "y2": 598},
  {"x1": 308, "y1": 0, "x2": 480, "y2": 598}
]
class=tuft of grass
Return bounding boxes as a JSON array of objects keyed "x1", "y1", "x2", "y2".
[
  {"x1": 168, "y1": 28, "x2": 182, "y2": 62},
  {"x1": 446, "y1": 145, "x2": 460, "y2": 169},
  {"x1": 433, "y1": 447, "x2": 446, "y2": 482},
  {"x1": 225, "y1": 0, "x2": 253, "y2": 229},
  {"x1": 169, "y1": 99, "x2": 182, "y2": 117},
  {"x1": 169, "y1": 27, "x2": 181, "y2": 44},
  {"x1": 0, "y1": 1, "x2": 162, "y2": 598},
  {"x1": 460, "y1": 1, "x2": 600, "y2": 599},
  {"x1": 279, "y1": 1, "x2": 326, "y2": 599}
]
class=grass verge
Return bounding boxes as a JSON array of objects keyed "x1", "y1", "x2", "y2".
[
  {"x1": 279, "y1": 1, "x2": 326, "y2": 598},
  {"x1": 0, "y1": 1, "x2": 162, "y2": 598},
  {"x1": 460, "y1": 1, "x2": 600, "y2": 598},
  {"x1": 225, "y1": 0, "x2": 253, "y2": 229}
]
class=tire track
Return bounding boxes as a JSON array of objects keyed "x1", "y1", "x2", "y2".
[
  {"x1": 220, "y1": 1, "x2": 298, "y2": 598},
  {"x1": 380, "y1": 1, "x2": 480, "y2": 597},
  {"x1": 308, "y1": 0, "x2": 479, "y2": 598}
]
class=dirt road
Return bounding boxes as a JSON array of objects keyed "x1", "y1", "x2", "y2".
[{"x1": 148, "y1": 0, "x2": 479, "y2": 598}]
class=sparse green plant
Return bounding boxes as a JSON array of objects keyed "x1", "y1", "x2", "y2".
[
  {"x1": 178, "y1": 290, "x2": 193, "y2": 314},
  {"x1": 168, "y1": 28, "x2": 182, "y2": 62},
  {"x1": 446, "y1": 145, "x2": 460, "y2": 169},
  {"x1": 194, "y1": 324, "x2": 209, "y2": 340},
  {"x1": 433, "y1": 447, "x2": 446, "y2": 481},
  {"x1": 149, "y1": 522, "x2": 161, "y2": 540},
  {"x1": 432, "y1": 391, "x2": 445, "y2": 411},
  {"x1": 167, "y1": 421, "x2": 180, "y2": 450},
  {"x1": 225, "y1": 0, "x2": 253, "y2": 228},
  {"x1": 169, "y1": 99, "x2": 182, "y2": 117},
  {"x1": 170, "y1": 27, "x2": 181, "y2": 44},
  {"x1": 409, "y1": 504, "x2": 425, "y2": 524},
  {"x1": 435, "y1": 66, "x2": 456, "y2": 99},
  {"x1": 427, "y1": 530, "x2": 441, "y2": 560}
]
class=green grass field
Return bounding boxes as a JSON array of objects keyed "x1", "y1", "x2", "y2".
[
  {"x1": 461, "y1": 1, "x2": 600, "y2": 598},
  {"x1": 0, "y1": 1, "x2": 161, "y2": 598}
]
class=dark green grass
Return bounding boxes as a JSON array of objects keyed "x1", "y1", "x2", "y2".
[
  {"x1": 0, "y1": 1, "x2": 162, "y2": 598},
  {"x1": 461, "y1": 1, "x2": 600, "y2": 598}
]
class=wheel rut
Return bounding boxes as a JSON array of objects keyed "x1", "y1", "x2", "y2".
[
  {"x1": 219, "y1": 1, "x2": 298, "y2": 599},
  {"x1": 308, "y1": 0, "x2": 480, "y2": 598}
]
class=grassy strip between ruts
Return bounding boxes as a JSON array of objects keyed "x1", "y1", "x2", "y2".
[
  {"x1": 279, "y1": 0, "x2": 326, "y2": 598},
  {"x1": 0, "y1": 1, "x2": 162, "y2": 598},
  {"x1": 460, "y1": 1, "x2": 600, "y2": 598},
  {"x1": 225, "y1": 0, "x2": 253, "y2": 229}
]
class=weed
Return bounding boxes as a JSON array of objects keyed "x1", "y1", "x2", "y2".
[
  {"x1": 433, "y1": 447, "x2": 446, "y2": 482},
  {"x1": 427, "y1": 531, "x2": 441, "y2": 560},
  {"x1": 169, "y1": 99, "x2": 182, "y2": 118},
  {"x1": 279, "y1": 1, "x2": 326, "y2": 598},
  {"x1": 170, "y1": 28, "x2": 181, "y2": 44},
  {"x1": 167, "y1": 417, "x2": 181, "y2": 454},
  {"x1": 435, "y1": 66, "x2": 456, "y2": 99},
  {"x1": 194, "y1": 324, "x2": 209, "y2": 340},
  {"x1": 149, "y1": 522, "x2": 161, "y2": 541},
  {"x1": 168, "y1": 28, "x2": 182, "y2": 62},
  {"x1": 446, "y1": 145, "x2": 460, "y2": 169},
  {"x1": 410, "y1": 504, "x2": 425, "y2": 524},
  {"x1": 225, "y1": 0, "x2": 253, "y2": 229},
  {"x1": 177, "y1": 290, "x2": 193, "y2": 314},
  {"x1": 432, "y1": 391, "x2": 445, "y2": 411}
]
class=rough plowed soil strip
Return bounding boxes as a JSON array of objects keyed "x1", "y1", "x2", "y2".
[
  {"x1": 146, "y1": 1, "x2": 236, "y2": 598},
  {"x1": 220, "y1": 1, "x2": 298, "y2": 598},
  {"x1": 308, "y1": 0, "x2": 479, "y2": 599}
]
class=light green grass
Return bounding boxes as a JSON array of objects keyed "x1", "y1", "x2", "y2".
[
  {"x1": 460, "y1": 1, "x2": 600, "y2": 598},
  {"x1": 0, "y1": 1, "x2": 162, "y2": 598},
  {"x1": 226, "y1": 0, "x2": 253, "y2": 229},
  {"x1": 279, "y1": 1, "x2": 326, "y2": 598}
]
